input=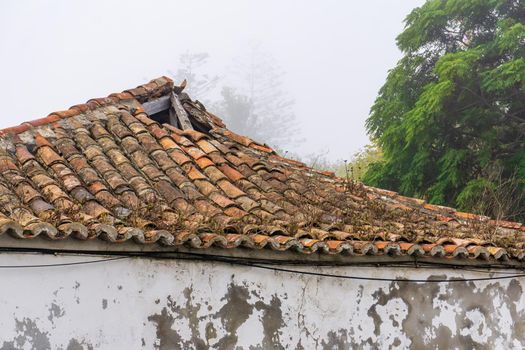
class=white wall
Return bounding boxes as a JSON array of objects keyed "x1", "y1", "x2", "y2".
[{"x1": 0, "y1": 252, "x2": 523, "y2": 349}]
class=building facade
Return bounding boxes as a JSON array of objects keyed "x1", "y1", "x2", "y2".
[
  {"x1": 0, "y1": 77, "x2": 523, "y2": 349},
  {"x1": 0, "y1": 250, "x2": 523, "y2": 349}
]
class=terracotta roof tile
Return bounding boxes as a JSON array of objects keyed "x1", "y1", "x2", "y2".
[
  {"x1": 250, "y1": 143, "x2": 274, "y2": 153},
  {"x1": 218, "y1": 164, "x2": 244, "y2": 182},
  {"x1": 181, "y1": 129, "x2": 208, "y2": 142},
  {"x1": 159, "y1": 136, "x2": 182, "y2": 152},
  {"x1": 0, "y1": 77, "x2": 522, "y2": 264},
  {"x1": 216, "y1": 180, "x2": 245, "y2": 199},
  {"x1": 183, "y1": 146, "x2": 207, "y2": 160},
  {"x1": 209, "y1": 192, "x2": 236, "y2": 208},
  {"x1": 195, "y1": 157, "x2": 214, "y2": 170},
  {"x1": 0, "y1": 124, "x2": 30, "y2": 135},
  {"x1": 169, "y1": 150, "x2": 192, "y2": 166},
  {"x1": 202, "y1": 166, "x2": 226, "y2": 183},
  {"x1": 183, "y1": 164, "x2": 206, "y2": 181},
  {"x1": 224, "y1": 207, "x2": 247, "y2": 218},
  {"x1": 454, "y1": 211, "x2": 482, "y2": 221},
  {"x1": 194, "y1": 180, "x2": 218, "y2": 196},
  {"x1": 196, "y1": 139, "x2": 219, "y2": 154}
]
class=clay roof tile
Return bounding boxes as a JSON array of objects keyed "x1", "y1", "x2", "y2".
[{"x1": 0, "y1": 77, "x2": 519, "y2": 264}]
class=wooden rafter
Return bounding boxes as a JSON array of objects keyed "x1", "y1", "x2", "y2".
[
  {"x1": 169, "y1": 92, "x2": 193, "y2": 130},
  {"x1": 141, "y1": 92, "x2": 194, "y2": 130},
  {"x1": 142, "y1": 95, "x2": 170, "y2": 115}
]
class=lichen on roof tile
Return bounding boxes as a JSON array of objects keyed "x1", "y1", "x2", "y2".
[{"x1": 0, "y1": 77, "x2": 522, "y2": 264}]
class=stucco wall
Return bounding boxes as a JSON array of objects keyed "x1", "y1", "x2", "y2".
[{"x1": 0, "y1": 252, "x2": 523, "y2": 349}]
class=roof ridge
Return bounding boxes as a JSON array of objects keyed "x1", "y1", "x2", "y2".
[{"x1": 0, "y1": 76, "x2": 175, "y2": 137}]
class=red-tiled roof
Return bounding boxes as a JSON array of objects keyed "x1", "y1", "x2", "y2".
[{"x1": 0, "y1": 77, "x2": 523, "y2": 263}]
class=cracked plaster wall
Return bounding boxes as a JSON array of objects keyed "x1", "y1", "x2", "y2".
[{"x1": 0, "y1": 252, "x2": 523, "y2": 349}]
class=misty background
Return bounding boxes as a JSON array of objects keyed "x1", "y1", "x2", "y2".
[{"x1": 0, "y1": 0, "x2": 424, "y2": 163}]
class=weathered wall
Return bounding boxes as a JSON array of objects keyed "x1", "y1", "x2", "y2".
[{"x1": 0, "y1": 252, "x2": 523, "y2": 349}]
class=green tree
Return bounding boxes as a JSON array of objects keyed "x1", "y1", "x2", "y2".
[
  {"x1": 337, "y1": 143, "x2": 383, "y2": 181},
  {"x1": 364, "y1": 0, "x2": 525, "y2": 220}
]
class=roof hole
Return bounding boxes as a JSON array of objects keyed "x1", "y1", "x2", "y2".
[{"x1": 150, "y1": 109, "x2": 176, "y2": 127}]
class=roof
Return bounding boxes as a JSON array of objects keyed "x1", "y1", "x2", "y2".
[{"x1": 0, "y1": 77, "x2": 524, "y2": 265}]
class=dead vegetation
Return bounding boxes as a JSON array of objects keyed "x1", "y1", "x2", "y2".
[
  {"x1": 31, "y1": 156, "x2": 525, "y2": 250},
  {"x1": 474, "y1": 166, "x2": 525, "y2": 223}
]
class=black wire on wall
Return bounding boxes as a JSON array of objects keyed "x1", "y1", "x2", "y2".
[{"x1": 0, "y1": 248, "x2": 523, "y2": 284}]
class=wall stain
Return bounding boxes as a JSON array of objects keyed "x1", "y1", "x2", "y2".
[
  {"x1": 294, "y1": 340, "x2": 306, "y2": 350},
  {"x1": 47, "y1": 303, "x2": 65, "y2": 322},
  {"x1": 166, "y1": 287, "x2": 208, "y2": 350},
  {"x1": 254, "y1": 295, "x2": 285, "y2": 350},
  {"x1": 148, "y1": 287, "x2": 210, "y2": 349},
  {"x1": 366, "y1": 275, "x2": 525, "y2": 349},
  {"x1": 0, "y1": 319, "x2": 95, "y2": 350},
  {"x1": 136, "y1": 271, "x2": 525, "y2": 348},
  {"x1": 212, "y1": 282, "x2": 254, "y2": 350},
  {"x1": 0, "y1": 318, "x2": 51, "y2": 350},
  {"x1": 320, "y1": 329, "x2": 351, "y2": 350},
  {"x1": 0, "y1": 342, "x2": 15, "y2": 350},
  {"x1": 148, "y1": 280, "x2": 260, "y2": 350},
  {"x1": 205, "y1": 322, "x2": 217, "y2": 343},
  {"x1": 66, "y1": 338, "x2": 94, "y2": 350},
  {"x1": 148, "y1": 307, "x2": 185, "y2": 350}
]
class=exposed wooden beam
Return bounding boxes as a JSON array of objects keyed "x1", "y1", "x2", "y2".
[
  {"x1": 142, "y1": 95, "x2": 170, "y2": 115},
  {"x1": 141, "y1": 93, "x2": 194, "y2": 130},
  {"x1": 170, "y1": 92, "x2": 193, "y2": 130}
]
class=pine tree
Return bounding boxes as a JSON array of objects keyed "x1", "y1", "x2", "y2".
[
  {"x1": 214, "y1": 47, "x2": 300, "y2": 148},
  {"x1": 169, "y1": 52, "x2": 219, "y2": 102}
]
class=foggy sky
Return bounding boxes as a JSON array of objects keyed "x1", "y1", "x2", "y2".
[{"x1": 0, "y1": 0, "x2": 424, "y2": 161}]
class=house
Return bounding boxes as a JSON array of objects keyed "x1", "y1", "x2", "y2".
[{"x1": 0, "y1": 77, "x2": 523, "y2": 349}]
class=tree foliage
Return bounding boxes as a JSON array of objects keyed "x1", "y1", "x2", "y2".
[
  {"x1": 340, "y1": 143, "x2": 384, "y2": 181},
  {"x1": 364, "y1": 0, "x2": 525, "y2": 220}
]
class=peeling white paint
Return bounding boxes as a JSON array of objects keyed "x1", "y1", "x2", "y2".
[
  {"x1": 460, "y1": 309, "x2": 490, "y2": 343},
  {"x1": 0, "y1": 252, "x2": 523, "y2": 349}
]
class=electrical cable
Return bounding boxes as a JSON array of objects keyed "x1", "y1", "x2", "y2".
[
  {"x1": 227, "y1": 260, "x2": 525, "y2": 283},
  {"x1": 0, "y1": 256, "x2": 128, "y2": 269},
  {"x1": 0, "y1": 248, "x2": 523, "y2": 283},
  {"x1": 442, "y1": 266, "x2": 523, "y2": 275},
  {"x1": 1, "y1": 247, "x2": 523, "y2": 270}
]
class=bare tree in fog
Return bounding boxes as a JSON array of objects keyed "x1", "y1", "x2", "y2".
[
  {"x1": 169, "y1": 49, "x2": 300, "y2": 149},
  {"x1": 169, "y1": 52, "x2": 219, "y2": 102},
  {"x1": 214, "y1": 87, "x2": 251, "y2": 134},
  {"x1": 214, "y1": 46, "x2": 300, "y2": 148}
]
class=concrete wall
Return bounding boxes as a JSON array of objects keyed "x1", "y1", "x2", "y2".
[{"x1": 0, "y1": 252, "x2": 523, "y2": 349}]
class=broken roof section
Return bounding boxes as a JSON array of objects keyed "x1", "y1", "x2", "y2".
[{"x1": 0, "y1": 77, "x2": 524, "y2": 264}]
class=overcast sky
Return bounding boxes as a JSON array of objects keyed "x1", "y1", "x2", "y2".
[{"x1": 0, "y1": 0, "x2": 424, "y2": 161}]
